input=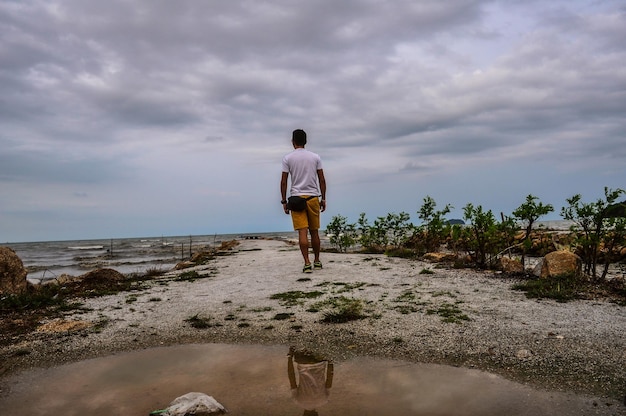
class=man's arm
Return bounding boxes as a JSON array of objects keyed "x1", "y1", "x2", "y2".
[
  {"x1": 325, "y1": 361, "x2": 334, "y2": 389},
  {"x1": 280, "y1": 172, "x2": 289, "y2": 214},
  {"x1": 317, "y1": 169, "x2": 326, "y2": 212},
  {"x1": 288, "y1": 348, "x2": 298, "y2": 389}
]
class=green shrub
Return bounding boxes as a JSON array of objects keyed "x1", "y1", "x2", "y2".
[
  {"x1": 462, "y1": 203, "x2": 517, "y2": 268},
  {"x1": 561, "y1": 187, "x2": 626, "y2": 280},
  {"x1": 325, "y1": 214, "x2": 357, "y2": 252},
  {"x1": 512, "y1": 273, "x2": 587, "y2": 302},
  {"x1": 412, "y1": 196, "x2": 452, "y2": 254},
  {"x1": 512, "y1": 194, "x2": 554, "y2": 268}
]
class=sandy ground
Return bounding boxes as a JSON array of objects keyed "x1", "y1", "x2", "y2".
[{"x1": 1, "y1": 238, "x2": 626, "y2": 411}]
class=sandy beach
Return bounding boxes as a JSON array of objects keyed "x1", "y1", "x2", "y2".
[{"x1": 1, "y1": 237, "x2": 625, "y2": 414}]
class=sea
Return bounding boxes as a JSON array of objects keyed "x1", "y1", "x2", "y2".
[
  {"x1": 4, "y1": 221, "x2": 575, "y2": 284},
  {"x1": 5, "y1": 231, "x2": 298, "y2": 284}
]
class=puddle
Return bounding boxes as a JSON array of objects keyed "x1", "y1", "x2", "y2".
[{"x1": 0, "y1": 343, "x2": 618, "y2": 416}]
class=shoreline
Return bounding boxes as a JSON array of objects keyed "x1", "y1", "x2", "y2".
[{"x1": 1, "y1": 238, "x2": 625, "y2": 409}]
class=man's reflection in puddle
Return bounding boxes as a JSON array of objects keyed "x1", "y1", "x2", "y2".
[{"x1": 287, "y1": 346, "x2": 334, "y2": 416}]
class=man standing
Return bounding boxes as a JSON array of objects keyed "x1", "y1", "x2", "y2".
[{"x1": 281, "y1": 129, "x2": 327, "y2": 273}]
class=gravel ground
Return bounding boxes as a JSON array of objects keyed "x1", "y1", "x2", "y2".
[{"x1": 1, "y1": 238, "x2": 625, "y2": 409}]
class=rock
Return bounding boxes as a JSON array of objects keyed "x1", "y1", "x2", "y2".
[
  {"x1": 497, "y1": 257, "x2": 523, "y2": 273},
  {"x1": 516, "y1": 349, "x2": 533, "y2": 359},
  {"x1": 0, "y1": 246, "x2": 29, "y2": 295},
  {"x1": 80, "y1": 268, "x2": 125, "y2": 282},
  {"x1": 163, "y1": 392, "x2": 227, "y2": 416},
  {"x1": 56, "y1": 274, "x2": 81, "y2": 285},
  {"x1": 175, "y1": 261, "x2": 196, "y2": 270},
  {"x1": 540, "y1": 250, "x2": 582, "y2": 278},
  {"x1": 50, "y1": 268, "x2": 126, "y2": 290},
  {"x1": 36, "y1": 318, "x2": 92, "y2": 333},
  {"x1": 532, "y1": 260, "x2": 543, "y2": 277},
  {"x1": 423, "y1": 252, "x2": 456, "y2": 262}
]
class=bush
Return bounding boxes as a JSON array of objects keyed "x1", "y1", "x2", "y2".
[
  {"x1": 325, "y1": 215, "x2": 357, "y2": 252},
  {"x1": 411, "y1": 195, "x2": 452, "y2": 255},
  {"x1": 357, "y1": 212, "x2": 414, "y2": 252},
  {"x1": 462, "y1": 203, "x2": 517, "y2": 268},
  {"x1": 512, "y1": 194, "x2": 554, "y2": 267},
  {"x1": 561, "y1": 187, "x2": 626, "y2": 280}
]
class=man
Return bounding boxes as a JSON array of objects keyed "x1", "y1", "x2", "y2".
[{"x1": 281, "y1": 129, "x2": 327, "y2": 273}]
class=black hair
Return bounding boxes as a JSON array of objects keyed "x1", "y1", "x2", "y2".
[{"x1": 292, "y1": 129, "x2": 307, "y2": 146}]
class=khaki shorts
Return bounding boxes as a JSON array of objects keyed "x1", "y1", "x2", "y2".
[{"x1": 291, "y1": 196, "x2": 320, "y2": 230}]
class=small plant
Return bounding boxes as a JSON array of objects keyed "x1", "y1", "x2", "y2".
[
  {"x1": 392, "y1": 289, "x2": 423, "y2": 314},
  {"x1": 92, "y1": 316, "x2": 110, "y2": 332},
  {"x1": 327, "y1": 281, "x2": 368, "y2": 293},
  {"x1": 394, "y1": 304, "x2": 419, "y2": 314},
  {"x1": 0, "y1": 285, "x2": 68, "y2": 311},
  {"x1": 270, "y1": 290, "x2": 324, "y2": 306},
  {"x1": 394, "y1": 290, "x2": 416, "y2": 302},
  {"x1": 419, "y1": 268, "x2": 435, "y2": 274},
  {"x1": 512, "y1": 273, "x2": 587, "y2": 302},
  {"x1": 176, "y1": 270, "x2": 201, "y2": 281},
  {"x1": 273, "y1": 312, "x2": 294, "y2": 320},
  {"x1": 185, "y1": 314, "x2": 219, "y2": 329},
  {"x1": 316, "y1": 296, "x2": 366, "y2": 323},
  {"x1": 13, "y1": 349, "x2": 31, "y2": 356},
  {"x1": 426, "y1": 303, "x2": 470, "y2": 323},
  {"x1": 143, "y1": 267, "x2": 166, "y2": 277}
]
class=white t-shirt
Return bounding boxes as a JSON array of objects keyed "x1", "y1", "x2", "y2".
[
  {"x1": 282, "y1": 148, "x2": 323, "y2": 196},
  {"x1": 291, "y1": 361, "x2": 330, "y2": 411}
]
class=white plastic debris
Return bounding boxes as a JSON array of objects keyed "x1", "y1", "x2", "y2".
[{"x1": 163, "y1": 392, "x2": 227, "y2": 416}]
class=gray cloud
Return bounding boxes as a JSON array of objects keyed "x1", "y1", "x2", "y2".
[{"x1": 1, "y1": 0, "x2": 624, "y2": 242}]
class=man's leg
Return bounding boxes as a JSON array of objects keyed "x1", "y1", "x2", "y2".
[
  {"x1": 310, "y1": 229, "x2": 321, "y2": 263},
  {"x1": 298, "y1": 228, "x2": 311, "y2": 265}
]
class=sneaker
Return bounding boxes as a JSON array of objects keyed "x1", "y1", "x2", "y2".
[
  {"x1": 303, "y1": 264, "x2": 313, "y2": 273},
  {"x1": 313, "y1": 261, "x2": 323, "y2": 269}
]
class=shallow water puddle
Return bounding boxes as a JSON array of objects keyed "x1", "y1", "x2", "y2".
[{"x1": 0, "y1": 343, "x2": 613, "y2": 416}]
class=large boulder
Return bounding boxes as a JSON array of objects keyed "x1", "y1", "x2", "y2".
[
  {"x1": 0, "y1": 246, "x2": 29, "y2": 294},
  {"x1": 540, "y1": 250, "x2": 582, "y2": 278}
]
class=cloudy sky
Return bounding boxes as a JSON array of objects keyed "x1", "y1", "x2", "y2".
[{"x1": 1, "y1": 0, "x2": 625, "y2": 243}]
